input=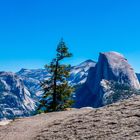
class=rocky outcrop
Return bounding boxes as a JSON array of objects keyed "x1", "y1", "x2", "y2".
[
  {"x1": 1, "y1": 95, "x2": 140, "y2": 140},
  {"x1": 75, "y1": 52, "x2": 140, "y2": 108}
]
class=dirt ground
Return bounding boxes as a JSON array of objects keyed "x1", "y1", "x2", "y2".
[{"x1": 1, "y1": 96, "x2": 140, "y2": 140}]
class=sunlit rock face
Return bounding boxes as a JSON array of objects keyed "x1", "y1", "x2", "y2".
[
  {"x1": 74, "y1": 52, "x2": 140, "y2": 108},
  {"x1": 17, "y1": 68, "x2": 50, "y2": 100},
  {"x1": 0, "y1": 72, "x2": 35, "y2": 120},
  {"x1": 68, "y1": 60, "x2": 96, "y2": 86},
  {"x1": 17, "y1": 60, "x2": 96, "y2": 100}
]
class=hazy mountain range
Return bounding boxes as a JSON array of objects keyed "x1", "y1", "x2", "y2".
[{"x1": 0, "y1": 51, "x2": 140, "y2": 120}]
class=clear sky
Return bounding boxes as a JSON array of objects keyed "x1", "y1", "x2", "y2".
[{"x1": 0, "y1": 0, "x2": 140, "y2": 72}]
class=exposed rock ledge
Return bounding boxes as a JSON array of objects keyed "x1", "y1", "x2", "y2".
[{"x1": 1, "y1": 95, "x2": 140, "y2": 140}]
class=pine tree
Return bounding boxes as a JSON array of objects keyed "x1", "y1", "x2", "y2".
[
  {"x1": 37, "y1": 39, "x2": 74, "y2": 113},
  {"x1": 102, "y1": 80, "x2": 140, "y2": 105}
]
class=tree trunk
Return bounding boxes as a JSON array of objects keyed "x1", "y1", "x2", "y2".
[{"x1": 53, "y1": 60, "x2": 59, "y2": 111}]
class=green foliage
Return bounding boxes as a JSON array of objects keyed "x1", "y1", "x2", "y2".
[
  {"x1": 37, "y1": 39, "x2": 74, "y2": 113},
  {"x1": 103, "y1": 81, "x2": 140, "y2": 105}
]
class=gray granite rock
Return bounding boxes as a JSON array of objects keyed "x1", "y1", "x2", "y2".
[
  {"x1": 0, "y1": 72, "x2": 35, "y2": 120},
  {"x1": 75, "y1": 52, "x2": 140, "y2": 108}
]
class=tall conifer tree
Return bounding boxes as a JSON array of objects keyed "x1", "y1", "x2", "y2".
[{"x1": 37, "y1": 39, "x2": 74, "y2": 112}]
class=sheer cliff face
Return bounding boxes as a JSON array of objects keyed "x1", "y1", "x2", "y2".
[
  {"x1": 99, "y1": 52, "x2": 140, "y2": 88},
  {"x1": 75, "y1": 52, "x2": 140, "y2": 108},
  {"x1": 0, "y1": 72, "x2": 35, "y2": 120},
  {"x1": 88, "y1": 52, "x2": 140, "y2": 92}
]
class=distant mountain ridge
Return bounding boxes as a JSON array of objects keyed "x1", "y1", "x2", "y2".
[
  {"x1": 0, "y1": 59, "x2": 96, "y2": 120},
  {"x1": 0, "y1": 52, "x2": 140, "y2": 120},
  {"x1": 16, "y1": 60, "x2": 96, "y2": 99}
]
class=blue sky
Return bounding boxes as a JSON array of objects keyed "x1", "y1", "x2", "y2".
[{"x1": 0, "y1": 0, "x2": 140, "y2": 72}]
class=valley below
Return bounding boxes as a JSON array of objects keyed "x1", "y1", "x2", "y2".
[{"x1": 1, "y1": 95, "x2": 140, "y2": 140}]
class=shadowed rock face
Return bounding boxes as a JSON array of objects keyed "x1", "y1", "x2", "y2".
[
  {"x1": 136, "y1": 73, "x2": 140, "y2": 83},
  {"x1": 75, "y1": 52, "x2": 140, "y2": 108}
]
